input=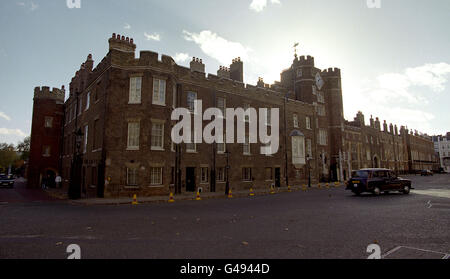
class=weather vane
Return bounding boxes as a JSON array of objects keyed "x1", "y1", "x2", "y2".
[{"x1": 293, "y1": 42, "x2": 299, "y2": 58}]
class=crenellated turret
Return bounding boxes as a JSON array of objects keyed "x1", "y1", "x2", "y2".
[{"x1": 34, "y1": 86, "x2": 65, "y2": 102}]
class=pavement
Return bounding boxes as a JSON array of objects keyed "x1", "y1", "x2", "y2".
[
  {"x1": 38, "y1": 179, "x2": 345, "y2": 205},
  {"x1": 0, "y1": 174, "x2": 449, "y2": 259}
]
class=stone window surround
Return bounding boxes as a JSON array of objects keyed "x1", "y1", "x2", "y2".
[
  {"x1": 126, "y1": 118, "x2": 141, "y2": 151},
  {"x1": 151, "y1": 118, "x2": 165, "y2": 151},
  {"x1": 128, "y1": 73, "x2": 143, "y2": 105}
]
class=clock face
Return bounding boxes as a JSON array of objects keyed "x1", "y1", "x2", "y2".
[
  {"x1": 315, "y1": 72, "x2": 325, "y2": 90},
  {"x1": 297, "y1": 68, "x2": 302, "y2": 78}
]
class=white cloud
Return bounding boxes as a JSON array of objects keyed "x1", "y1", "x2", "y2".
[
  {"x1": 144, "y1": 32, "x2": 161, "y2": 41},
  {"x1": 124, "y1": 23, "x2": 131, "y2": 30},
  {"x1": 344, "y1": 63, "x2": 450, "y2": 134},
  {"x1": 249, "y1": 0, "x2": 280, "y2": 13},
  {"x1": 0, "y1": 128, "x2": 26, "y2": 137},
  {"x1": 174, "y1": 53, "x2": 189, "y2": 64},
  {"x1": 0, "y1": 112, "x2": 11, "y2": 121},
  {"x1": 183, "y1": 30, "x2": 251, "y2": 65},
  {"x1": 405, "y1": 63, "x2": 450, "y2": 92}
]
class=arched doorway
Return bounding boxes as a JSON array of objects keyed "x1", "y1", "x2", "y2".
[
  {"x1": 373, "y1": 156, "x2": 379, "y2": 168},
  {"x1": 43, "y1": 169, "x2": 56, "y2": 188}
]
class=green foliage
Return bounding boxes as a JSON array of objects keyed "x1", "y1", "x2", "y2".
[
  {"x1": 0, "y1": 143, "x2": 18, "y2": 173},
  {"x1": 17, "y1": 136, "x2": 30, "y2": 161}
]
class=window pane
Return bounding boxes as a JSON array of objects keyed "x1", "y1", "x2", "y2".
[
  {"x1": 128, "y1": 122, "x2": 140, "y2": 149},
  {"x1": 187, "y1": 92, "x2": 197, "y2": 112},
  {"x1": 129, "y1": 77, "x2": 142, "y2": 104},
  {"x1": 153, "y1": 79, "x2": 166, "y2": 105},
  {"x1": 127, "y1": 168, "x2": 137, "y2": 186},
  {"x1": 150, "y1": 168, "x2": 162, "y2": 185},
  {"x1": 201, "y1": 167, "x2": 209, "y2": 183},
  {"x1": 151, "y1": 123, "x2": 163, "y2": 148},
  {"x1": 84, "y1": 125, "x2": 89, "y2": 153}
]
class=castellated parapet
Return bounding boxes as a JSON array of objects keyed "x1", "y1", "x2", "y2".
[
  {"x1": 34, "y1": 86, "x2": 65, "y2": 102},
  {"x1": 322, "y1": 67, "x2": 341, "y2": 77},
  {"x1": 298, "y1": 55, "x2": 315, "y2": 66}
]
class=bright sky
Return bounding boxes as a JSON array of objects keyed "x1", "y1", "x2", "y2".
[{"x1": 0, "y1": 0, "x2": 449, "y2": 144}]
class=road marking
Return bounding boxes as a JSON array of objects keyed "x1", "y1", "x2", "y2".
[
  {"x1": 383, "y1": 246, "x2": 449, "y2": 259},
  {"x1": 382, "y1": 246, "x2": 403, "y2": 258},
  {"x1": 413, "y1": 189, "x2": 450, "y2": 199}
]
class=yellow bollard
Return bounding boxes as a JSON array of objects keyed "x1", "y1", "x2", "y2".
[
  {"x1": 302, "y1": 184, "x2": 307, "y2": 191},
  {"x1": 168, "y1": 192, "x2": 175, "y2": 203},
  {"x1": 326, "y1": 183, "x2": 330, "y2": 189},
  {"x1": 228, "y1": 189, "x2": 233, "y2": 199},
  {"x1": 196, "y1": 191, "x2": 201, "y2": 201},
  {"x1": 288, "y1": 185, "x2": 292, "y2": 192},
  {"x1": 132, "y1": 194, "x2": 138, "y2": 205},
  {"x1": 318, "y1": 183, "x2": 322, "y2": 189},
  {"x1": 249, "y1": 188, "x2": 255, "y2": 196},
  {"x1": 270, "y1": 185, "x2": 276, "y2": 195}
]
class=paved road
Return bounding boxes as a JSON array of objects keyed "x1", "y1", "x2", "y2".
[
  {"x1": 0, "y1": 178, "x2": 57, "y2": 204},
  {"x1": 0, "y1": 175, "x2": 449, "y2": 259}
]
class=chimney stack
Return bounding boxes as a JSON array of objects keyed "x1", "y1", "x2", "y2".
[
  {"x1": 217, "y1": 66, "x2": 230, "y2": 79},
  {"x1": 190, "y1": 57, "x2": 205, "y2": 73},
  {"x1": 230, "y1": 57, "x2": 243, "y2": 82},
  {"x1": 109, "y1": 33, "x2": 136, "y2": 53}
]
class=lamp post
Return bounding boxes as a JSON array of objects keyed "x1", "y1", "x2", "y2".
[
  {"x1": 225, "y1": 150, "x2": 230, "y2": 195},
  {"x1": 307, "y1": 155, "x2": 312, "y2": 188}
]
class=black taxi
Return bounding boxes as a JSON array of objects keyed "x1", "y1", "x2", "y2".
[{"x1": 346, "y1": 168, "x2": 412, "y2": 196}]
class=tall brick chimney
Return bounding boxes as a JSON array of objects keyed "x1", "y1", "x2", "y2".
[
  {"x1": 108, "y1": 33, "x2": 136, "y2": 53},
  {"x1": 230, "y1": 57, "x2": 243, "y2": 82},
  {"x1": 190, "y1": 57, "x2": 205, "y2": 73}
]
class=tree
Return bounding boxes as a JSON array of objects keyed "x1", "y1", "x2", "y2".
[
  {"x1": 0, "y1": 143, "x2": 18, "y2": 174},
  {"x1": 17, "y1": 136, "x2": 30, "y2": 161}
]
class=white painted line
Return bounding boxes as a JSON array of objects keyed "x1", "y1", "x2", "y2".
[
  {"x1": 400, "y1": 246, "x2": 448, "y2": 256},
  {"x1": 382, "y1": 246, "x2": 403, "y2": 258},
  {"x1": 383, "y1": 245, "x2": 449, "y2": 259},
  {"x1": 413, "y1": 189, "x2": 450, "y2": 199}
]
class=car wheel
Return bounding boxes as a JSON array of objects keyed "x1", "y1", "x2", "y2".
[
  {"x1": 373, "y1": 187, "x2": 381, "y2": 196},
  {"x1": 403, "y1": 185, "x2": 411, "y2": 195},
  {"x1": 353, "y1": 191, "x2": 361, "y2": 196},
  {"x1": 384, "y1": 191, "x2": 390, "y2": 195}
]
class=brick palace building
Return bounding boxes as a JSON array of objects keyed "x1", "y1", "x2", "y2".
[{"x1": 27, "y1": 33, "x2": 437, "y2": 198}]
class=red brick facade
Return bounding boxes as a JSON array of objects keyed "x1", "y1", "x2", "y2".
[
  {"x1": 29, "y1": 33, "x2": 437, "y2": 197},
  {"x1": 28, "y1": 87, "x2": 65, "y2": 188}
]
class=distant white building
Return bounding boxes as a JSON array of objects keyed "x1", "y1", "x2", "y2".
[{"x1": 433, "y1": 133, "x2": 450, "y2": 173}]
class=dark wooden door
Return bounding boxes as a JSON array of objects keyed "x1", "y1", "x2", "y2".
[
  {"x1": 275, "y1": 168, "x2": 281, "y2": 188},
  {"x1": 186, "y1": 167, "x2": 196, "y2": 192}
]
